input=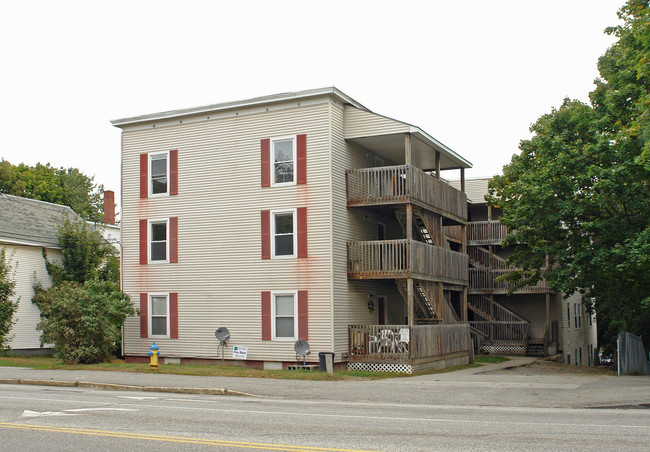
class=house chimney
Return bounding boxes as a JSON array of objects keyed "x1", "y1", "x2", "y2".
[{"x1": 103, "y1": 190, "x2": 115, "y2": 225}]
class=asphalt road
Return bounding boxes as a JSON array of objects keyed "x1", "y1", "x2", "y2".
[{"x1": 1, "y1": 384, "x2": 649, "y2": 451}]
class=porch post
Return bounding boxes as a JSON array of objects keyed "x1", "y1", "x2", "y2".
[
  {"x1": 407, "y1": 278, "x2": 415, "y2": 326},
  {"x1": 435, "y1": 151, "x2": 440, "y2": 179},
  {"x1": 462, "y1": 286, "x2": 468, "y2": 322},
  {"x1": 545, "y1": 293, "x2": 550, "y2": 325},
  {"x1": 404, "y1": 133, "x2": 411, "y2": 165},
  {"x1": 437, "y1": 282, "x2": 444, "y2": 323},
  {"x1": 460, "y1": 167, "x2": 465, "y2": 192}
]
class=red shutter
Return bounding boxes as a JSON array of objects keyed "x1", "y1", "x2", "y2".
[
  {"x1": 140, "y1": 293, "x2": 148, "y2": 338},
  {"x1": 169, "y1": 217, "x2": 178, "y2": 263},
  {"x1": 140, "y1": 153, "x2": 148, "y2": 198},
  {"x1": 169, "y1": 149, "x2": 178, "y2": 195},
  {"x1": 261, "y1": 138, "x2": 270, "y2": 187},
  {"x1": 261, "y1": 291, "x2": 271, "y2": 340},
  {"x1": 169, "y1": 293, "x2": 178, "y2": 339},
  {"x1": 298, "y1": 290, "x2": 308, "y2": 340},
  {"x1": 261, "y1": 210, "x2": 271, "y2": 259},
  {"x1": 139, "y1": 219, "x2": 148, "y2": 264},
  {"x1": 297, "y1": 134, "x2": 307, "y2": 185},
  {"x1": 297, "y1": 207, "x2": 307, "y2": 258}
]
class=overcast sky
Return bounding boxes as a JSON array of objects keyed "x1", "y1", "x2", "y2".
[{"x1": 1, "y1": 1, "x2": 624, "y2": 211}]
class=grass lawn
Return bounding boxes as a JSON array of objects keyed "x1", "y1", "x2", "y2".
[{"x1": 0, "y1": 354, "x2": 505, "y2": 381}]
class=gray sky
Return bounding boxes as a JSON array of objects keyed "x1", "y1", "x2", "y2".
[{"x1": 1, "y1": 1, "x2": 623, "y2": 210}]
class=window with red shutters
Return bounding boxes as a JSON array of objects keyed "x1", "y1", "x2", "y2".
[
  {"x1": 262, "y1": 135, "x2": 306, "y2": 187},
  {"x1": 141, "y1": 150, "x2": 178, "y2": 197}
]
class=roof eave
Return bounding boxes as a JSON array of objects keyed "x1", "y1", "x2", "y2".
[{"x1": 111, "y1": 87, "x2": 369, "y2": 128}]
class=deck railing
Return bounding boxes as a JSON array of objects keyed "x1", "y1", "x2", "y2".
[
  {"x1": 346, "y1": 165, "x2": 467, "y2": 221},
  {"x1": 469, "y1": 268, "x2": 550, "y2": 294},
  {"x1": 467, "y1": 221, "x2": 508, "y2": 245},
  {"x1": 469, "y1": 321, "x2": 529, "y2": 344},
  {"x1": 348, "y1": 323, "x2": 471, "y2": 362},
  {"x1": 347, "y1": 239, "x2": 468, "y2": 283}
]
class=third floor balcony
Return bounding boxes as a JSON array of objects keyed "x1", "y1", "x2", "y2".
[{"x1": 346, "y1": 165, "x2": 467, "y2": 224}]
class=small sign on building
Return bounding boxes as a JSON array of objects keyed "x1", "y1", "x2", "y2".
[
  {"x1": 399, "y1": 328, "x2": 410, "y2": 343},
  {"x1": 232, "y1": 346, "x2": 248, "y2": 359}
]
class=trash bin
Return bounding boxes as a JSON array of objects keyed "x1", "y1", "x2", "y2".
[{"x1": 318, "y1": 352, "x2": 335, "y2": 371}]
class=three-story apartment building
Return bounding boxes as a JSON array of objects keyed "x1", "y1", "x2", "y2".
[{"x1": 112, "y1": 87, "x2": 472, "y2": 372}]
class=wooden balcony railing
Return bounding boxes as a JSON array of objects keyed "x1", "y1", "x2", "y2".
[
  {"x1": 348, "y1": 323, "x2": 471, "y2": 362},
  {"x1": 469, "y1": 321, "x2": 529, "y2": 345},
  {"x1": 346, "y1": 165, "x2": 467, "y2": 222},
  {"x1": 467, "y1": 221, "x2": 509, "y2": 245},
  {"x1": 469, "y1": 268, "x2": 550, "y2": 294},
  {"x1": 347, "y1": 239, "x2": 468, "y2": 284}
]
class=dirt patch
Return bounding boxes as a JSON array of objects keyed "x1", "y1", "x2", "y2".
[{"x1": 500, "y1": 360, "x2": 616, "y2": 376}]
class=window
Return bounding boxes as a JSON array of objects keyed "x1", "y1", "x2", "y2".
[
  {"x1": 567, "y1": 304, "x2": 571, "y2": 328},
  {"x1": 149, "y1": 294, "x2": 170, "y2": 337},
  {"x1": 272, "y1": 137, "x2": 295, "y2": 185},
  {"x1": 150, "y1": 152, "x2": 169, "y2": 195},
  {"x1": 261, "y1": 290, "x2": 308, "y2": 341},
  {"x1": 272, "y1": 209, "x2": 296, "y2": 258},
  {"x1": 149, "y1": 219, "x2": 169, "y2": 263},
  {"x1": 578, "y1": 303, "x2": 582, "y2": 328},
  {"x1": 273, "y1": 292, "x2": 297, "y2": 340},
  {"x1": 574, "y1": 303, "x2": 578, "y2": 328}
]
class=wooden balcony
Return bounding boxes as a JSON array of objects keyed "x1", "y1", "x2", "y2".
[
  {"x1": 347, "y1": 239, "x2": 468, "y2": 285},
  {"x1": 467, "y1": 221, "x2": 508, "y2": 245},
  {"x1": 469, "y1": 268, "x2": 550, "y2": 294},
  {"x1": 346, "y1": 165, "x2": 467, "y2": 223},
  {"x1": 348, "y1": 323, "x2": 471, "y2": 363},
  {"x1": 469, "y1": 321, "x2": 529, "y2": 345}
]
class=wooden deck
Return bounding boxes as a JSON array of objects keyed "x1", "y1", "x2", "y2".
[
  {"x1": 467, "y1": 221, "x2": 508, "y2": 245},
  {"x1": 348, "y1": 324, "x2": 471, "y2": 363},
  {"x1": 346, "y1": 165, "x2": 467, "y2": 223},
  {"x1": 347, "y1": 239, "x2": 468, "y2": 284},
  {"x1": 469, "y1": 268, "x2": 550, "y2": 294}
]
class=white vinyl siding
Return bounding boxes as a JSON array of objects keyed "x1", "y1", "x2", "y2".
[
  {"x1": 5, "y1": 245, "x2": 61, "y2": 351},
  {"x1": 120, "y1": 100, "x2": 334, "y2": 362},
  {"x1": 344, "y1": 105, "x2": 410, "y2": 139}
]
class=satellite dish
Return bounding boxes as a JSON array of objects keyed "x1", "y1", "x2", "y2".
[
  {"x1": 294, "y1": 339, "x2": 311, "y2": 366},
  {"x1": 215, "y1": 327, "x2": 230, "y2": 342},
  {"x1": 294, "y1": 339, "x2": 311, "y2": 356}
]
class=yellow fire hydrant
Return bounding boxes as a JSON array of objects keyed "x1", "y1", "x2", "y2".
[{"x1": 148, "y1": 342, "x2": 159, "y2": 369}]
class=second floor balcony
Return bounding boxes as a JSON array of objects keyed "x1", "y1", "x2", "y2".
[
  {"x1": 469, "y1": 268, "x2": 550, "y2": 294},
  {"x1": 346, "y1": 165, "x2": 467, "y2": 224},
  {"x1": 347, "y1": 239, "x2": 468, "y2": 285}
]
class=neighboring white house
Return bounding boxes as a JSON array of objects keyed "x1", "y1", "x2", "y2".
[
  {"x1": 112, "y1": 87, "x2": 474, "y2": 372},
  {"x1": 0, "y1": 194, "x2": 75, "y2": 353}
]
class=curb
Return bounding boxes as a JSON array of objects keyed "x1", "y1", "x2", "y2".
[{"x1": 0, "y1": 378, "x2": 258, "y2": 397}]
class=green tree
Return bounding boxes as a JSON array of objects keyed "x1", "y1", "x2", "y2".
[
  {"x1": 0, "y1": 160, "x2": 105, "y2": 222},
  {"x1": 33, "y1": 221, "x2": 132, "y2": 364},
  {"x1": 488, "y1": 0, "x2": 650, "y2": 351},
  {"x1": 0, "y1": 248, "x2": 19, "y2": 350},
  {"x1": 44, "y1": 218, "x2": 112, "y2": 285}
]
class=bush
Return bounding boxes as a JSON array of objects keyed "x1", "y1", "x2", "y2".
[{"x1": 32, "y1": 279, "x2": 133, "y2": 364}]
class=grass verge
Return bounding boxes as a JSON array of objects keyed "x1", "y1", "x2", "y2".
[{"x1": 0, "y1": 354, "x2": 501, "y2": 380}]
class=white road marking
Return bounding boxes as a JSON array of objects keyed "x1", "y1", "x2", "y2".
[
  {"x1": 117, "y1": 396, "x2": 159, "y2": 400},
  {"x1": 21, "y1": 407, "x2": 137, "y2": 417}
]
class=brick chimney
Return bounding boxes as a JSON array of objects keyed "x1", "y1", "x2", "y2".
[{"x1": 103, "y1": 190, "x2": 115, "y2": 225}]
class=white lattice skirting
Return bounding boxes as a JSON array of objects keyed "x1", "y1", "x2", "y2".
[{"x1": 347, "y1": 355, "x2": 469, "y2": 374}]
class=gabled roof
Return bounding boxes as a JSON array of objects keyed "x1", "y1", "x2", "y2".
[
  {"x1": 448, "y1": 178, "x2": 491, "y2": 204},
  {"x1": 0, "y1": 194, "x2": 78, "y2": 248}
]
